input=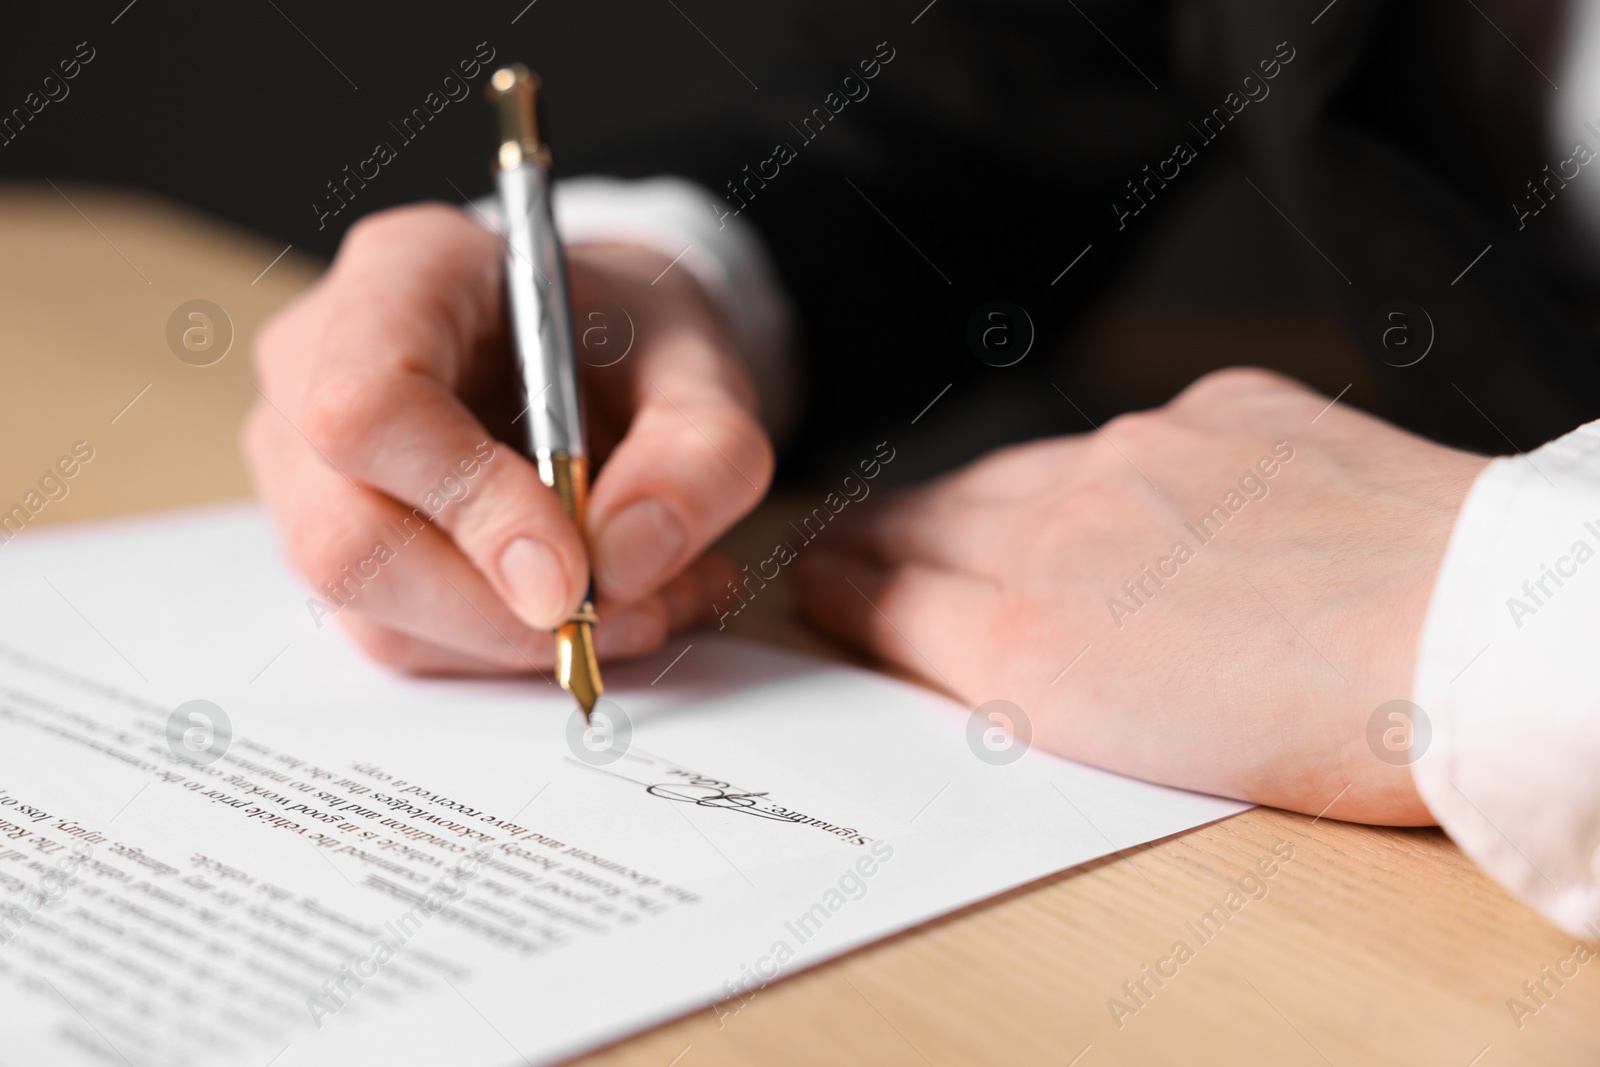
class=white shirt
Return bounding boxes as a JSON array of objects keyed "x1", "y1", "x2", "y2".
[
  {"x1": 1408, "y1": 13, "x2": 1600, "y2": 937},
  {"x1": 1415, "y1": 423, "x2": 1600, "y2": 937}
]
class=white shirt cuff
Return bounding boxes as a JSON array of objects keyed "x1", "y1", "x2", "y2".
[
  {"x1": 469, "y1": 176, "x2": 798, "y2": 444},
  {"x1": 1413, "y1": 420, "x2": 1600, "y2": 937}
]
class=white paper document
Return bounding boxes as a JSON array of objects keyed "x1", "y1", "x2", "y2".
[{"x1": 0, "y1": 507, "x2": 1246, "y2": 1066}]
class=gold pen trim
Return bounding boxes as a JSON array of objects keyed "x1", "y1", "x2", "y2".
[
  {"x1": 485, "y1": 64, "x2": 552, "y2": 172},
  {"x1": 545, "y1": 452, "x2": 602, "y2": 720}
]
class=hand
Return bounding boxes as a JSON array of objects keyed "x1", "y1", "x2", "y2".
[
  {"x1": 796, "y1": 369, "x2": 1488, "y2": 823},
  {"x1": 245, "y1": 203, "x2": 772, "y2": 673}
]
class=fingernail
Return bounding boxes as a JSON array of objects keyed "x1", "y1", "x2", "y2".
[
  {"x1": 498, "y1": 538, "x2": 570, "y2": 628},
  {"x1": 596, "y1": 499, "x2": 686, "y2": 599}
]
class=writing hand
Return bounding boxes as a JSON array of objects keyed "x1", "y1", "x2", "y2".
[{"x1": 245, "y1": 204, "x2": 771, "y2": 673}]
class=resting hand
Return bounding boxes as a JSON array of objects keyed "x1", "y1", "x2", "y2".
[{"x1": 798, "y1": 369, "x2": 1487, "y2": 823}]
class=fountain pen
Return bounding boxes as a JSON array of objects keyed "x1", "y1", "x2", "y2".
[{"x1": 485, "y1": 64, "x2": 603, "y2": 720}]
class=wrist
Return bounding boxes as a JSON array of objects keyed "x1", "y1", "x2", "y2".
[{"x1": 1333, "y1": 447, "x2": 1489, "y2": 824}]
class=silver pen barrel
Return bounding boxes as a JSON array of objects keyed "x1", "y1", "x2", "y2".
[
  {"x1": 485, "y1": 64, "x2": 604, "y2": 718},
  {"x1": 487, "y1": 65, "x2": 584, "y2": 472}
]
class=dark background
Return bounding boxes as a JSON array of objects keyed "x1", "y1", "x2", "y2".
[{"x1": 5, "y1": 0, "x2": 1597, "y2": 478}]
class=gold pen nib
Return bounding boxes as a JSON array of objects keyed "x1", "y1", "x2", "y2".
[
  {"x1": 543, "y1": 453, "x2": 603, "y2": 721},
  {"x1": 557, "y1": 615, "x2": 602, "y2": 721}
]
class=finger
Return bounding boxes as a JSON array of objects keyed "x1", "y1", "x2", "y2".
[
  {"x1": 259, "y1": 409, "x2": 677, "y2": 669},
  {"x1": 915, "y1": 436, "x2": 1081, "y2": 502},
  {"x1": 586, "y1": 337, "x2": 774, "y2": 603},
  {"x1": 335, "y1": 597, "x2": 682, "y2": 675},
  {"x1": 827, "y1": 489, "x2": 1005, "y2": 575},
  {"x1": 659, "y1": 552, "x2": 740, "y2": 631},
  {"x1": 288, "y1": 479, "x2": 675, "y2": 671},
  {"x1": 794, "y1": 549, "x2": 999, "y2": 699},
  {"x1": 341, "y1": 580, "x2": 675, "y2": 673},
  {"x1": 287, "y1": 204, "x2": 590, "y2": 630},
  {"x1": 337, "y1": 615, "x2": 535, "y2": 676},
  {"x1": 256, "y1": 420, "x2": 562, "y2": 671}
]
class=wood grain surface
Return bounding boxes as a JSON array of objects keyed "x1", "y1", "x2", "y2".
[{"x1": 2, "y1": 185, "x2": 1594, "y2": 1067}]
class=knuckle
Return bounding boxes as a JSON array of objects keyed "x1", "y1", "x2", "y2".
[
  {"x1": 342, "y1": 204, "x2": 437, "y2": 253},
  {"x1": 282, "y1": 520, "x2": 332, "y2": 588},
  {"x1": 1176, "y1": 366, "x2": 1299, "y2": 406},
  {"x1": 298, "y1": 367, "x2": 381, "y2": 468},
  {"x1": 343, "y1": 621, "x2": 425, "y2": 674},
  {"x1": 1102, "y1": 408, "x2": 1165, "y2": 440},
  {"x1": 725, "y1": 408, "x2": 777, "y2": 490},
  {"x1": 1098, "y1": 409, "x2": 1178, "y2": 461},
  {"x1": 448, "y1": 465, "x2": 550, "y2": 554},
  {"x1": 284, "y1": 508, "x2": 365, "y2": 592},
  {"x1": 340, "y1": 202, "x2": 483, "y2": 267},
  {"x1": 690, "y1": 404, "x2": 774, "y2": 502},
  {"x1": 336, "y1": 213, "x2": 398, "y2": 269},
  {"x1": 714, "y1": 358, "x2": 763, "y2": 414}
]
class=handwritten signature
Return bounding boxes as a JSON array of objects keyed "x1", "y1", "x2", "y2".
[
  {"x1": 646, "y1": 778, "x2": 801, "y2": 822},
  {"x1": 628, "y1": 760, "x2": 868, "y2": 845}
]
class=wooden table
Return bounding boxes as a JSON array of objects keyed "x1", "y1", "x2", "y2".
[{"x1": 3, "y1": 185, "x2": 1594, "y2": 1067}]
